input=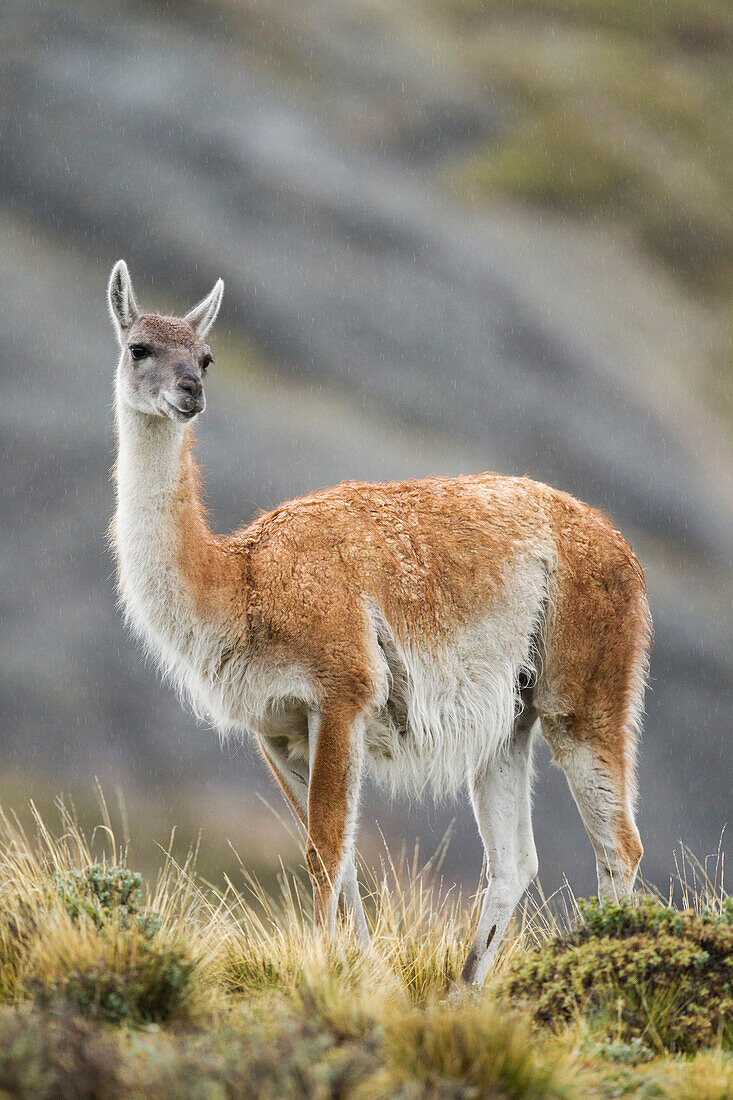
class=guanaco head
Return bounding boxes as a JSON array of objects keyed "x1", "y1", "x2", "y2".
[{"x1": 108, "y1": 260, "x2": 223, "y2": 423}]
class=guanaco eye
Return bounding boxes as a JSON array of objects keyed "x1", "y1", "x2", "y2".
[
  {"x1": 201, "y1": 353, "x2": 214, "y2": 371},
  {"x1": 129, "y1": 344, "x2": 150, "y2": 361}
]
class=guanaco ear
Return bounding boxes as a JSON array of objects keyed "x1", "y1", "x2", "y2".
[
  {"x1": 185, "y1": 278, "x2": 224, "y2": 338},
  {"x1": 108, "y1": 260, "x2": 140, "y2": 341}
]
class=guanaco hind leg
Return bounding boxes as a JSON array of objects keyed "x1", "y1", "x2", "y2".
[
  {"x1": 461, "y1": 703, "x2": 538, "y2": 985},
  {"x1": 538, "y1": 599, "x2": 647, "y2": 903},
  {"x1": 461, "y1": 580, "x2": 647, "y2": 986},
  {"x1": 542, "y1": 716, "x2": 643, "y2": 900}
]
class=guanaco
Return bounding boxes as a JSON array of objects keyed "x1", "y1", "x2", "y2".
[{"x1": 108, "y1": 261, "x2": 649, "y2": 984}]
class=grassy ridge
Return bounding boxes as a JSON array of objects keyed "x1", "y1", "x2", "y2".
[{"x1": 0, "y1": 800, "x2": 730, "y2": 1098}]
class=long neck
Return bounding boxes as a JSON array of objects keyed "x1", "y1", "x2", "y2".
[{"x1": 113, "y1": 400, "x2": 226, "y2": 650}]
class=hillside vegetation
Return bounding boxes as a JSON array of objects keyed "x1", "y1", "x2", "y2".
[
  {"x1": 441, "y1": 0, "x2": 732, "y2": 286},
  {"x1": 420, "y1": 0, "x2": 733, "y2": 416},
  {"x1": 0, "y1": 800, "x2": 729, "y2": 1099}
]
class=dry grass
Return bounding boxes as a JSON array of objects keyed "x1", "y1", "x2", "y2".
[{"x1": 0, "y1": 796, "x2": 729, "y2": 1098}]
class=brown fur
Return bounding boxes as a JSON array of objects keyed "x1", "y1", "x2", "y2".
[
  {"x1": 306, "y1": 702, "x2": 361, "y2": 918},
  {"x1": 546, "y1": 490, "x2": 650, "y2": 803},
  {"x1": 137, "y1": 314, "x2": 200, "y2": 348},
  {"x1": 162, "y1": 440, "x2": 649, "y2": 911}
]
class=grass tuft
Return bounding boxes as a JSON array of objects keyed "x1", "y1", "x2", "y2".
[{"x1": 382, "y1": 996, "x2": 574, "y2": 1098}]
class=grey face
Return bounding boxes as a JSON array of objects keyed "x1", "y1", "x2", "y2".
[
  {"x1": 119, "y1": 316, "x2": 212, "y2": 422},
  {"x1": 108, "y1": 260, "x2": 224, "y2": 424}
]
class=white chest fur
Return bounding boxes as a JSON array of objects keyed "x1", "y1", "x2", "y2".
[
  {"x1": 113, "y1": 401, "x2": 316, "y2": 737},
  {"x1": 114, "y1": 403, "x2": 195, "y2": 652}
]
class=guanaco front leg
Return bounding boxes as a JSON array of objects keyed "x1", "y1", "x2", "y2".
[
  {"x1": 307, "y1": 705, "x2": 365, "y2": 939},
  {"x1": 259, "y1": 730, "x2": 369, "y2": 943},
  {"x1": 258, "y1": 735, "x2": 309, "y2": 825}
]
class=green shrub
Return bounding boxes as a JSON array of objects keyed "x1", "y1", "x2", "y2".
[
  {"x1": 1, "y1": 863, "x2": 180, "y2": 1021},
  {"x1": 54, "y1": 865, "x2": 162, "y2": 939},
  {"x1": 0, "y1": 1007, "x2": 121, "y2": 1099},
  {"x1": 33, "y1": 937, "x2": 196, "y2": 1025},
  {"x1": 499, "y1": 896, "x2": 733, "y2": 1054},
  {"x1": 1, "y1": 865, "x2": 160, "y2": 991},
  {"x1": 592, "y1": 1036, "x2": 655, "y2": 1065},
  {"x1": 122, "y1": 1001, "x2": 380, "y2": 1100}
]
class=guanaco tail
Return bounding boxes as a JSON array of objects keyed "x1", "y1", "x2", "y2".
[{"x1": 108, "y1": 261, "x2": 650, "y2": 984}]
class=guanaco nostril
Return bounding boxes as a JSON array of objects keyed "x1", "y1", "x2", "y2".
[{"x1": 178, "y1": 375, "x2": 202, "y2": 398}]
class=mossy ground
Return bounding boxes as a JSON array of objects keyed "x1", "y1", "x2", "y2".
[{"x1": 0, "y1": 800, "x2": 729, "y2": 1099}]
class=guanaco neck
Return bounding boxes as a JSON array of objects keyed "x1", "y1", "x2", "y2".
[{"x1": 113, "y1": 399, "x2": 230, "y2": 652}]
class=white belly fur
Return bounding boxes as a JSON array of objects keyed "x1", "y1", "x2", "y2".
[
  {"x1": 364, "y1": 553, "x2": 550, "y2": 798},
  {"x1": 156, "y1": 553, "x2": 550, "y2": 801}
]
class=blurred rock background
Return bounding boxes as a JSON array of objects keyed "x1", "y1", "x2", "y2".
[{"x1": 0, "y1": 0, "x2": 730, "y2": 895}]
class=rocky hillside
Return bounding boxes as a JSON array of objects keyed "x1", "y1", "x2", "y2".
[{"x1": 0, "y1": 0, "x2": 730, "y2": 892}]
